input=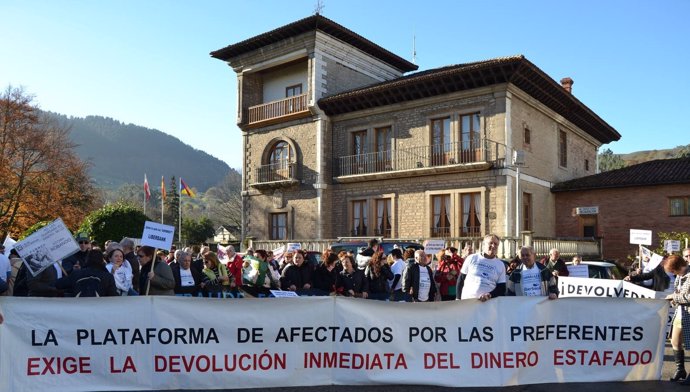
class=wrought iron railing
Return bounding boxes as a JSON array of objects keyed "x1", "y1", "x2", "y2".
[
  {"x1": 248, "y1": 94, "x2": 308, "y2": 124},
  {"x1": 251, "y1": 161, "x2": 298, "y2": 185},
  {"x1": 336, "y1": 138, "x2": 508, "y2": 176}
]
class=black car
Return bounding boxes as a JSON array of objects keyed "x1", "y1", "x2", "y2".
[{"x1": 329, "y1": 240, "x2": 423, "y2": 256}]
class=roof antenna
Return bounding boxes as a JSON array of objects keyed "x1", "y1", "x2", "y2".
[
  {"x1": 314, "y1": 0, "x2": 325, "y2": 15},
  {"x1": 412, "y1": 31, "x2": 417, "y2": 65}
]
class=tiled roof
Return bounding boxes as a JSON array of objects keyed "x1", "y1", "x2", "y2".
[
  {"x1": 317, "y1": 55, "x2": 621, "y2": 144},
  {"x1": 552, "y1": 157, "x2": 690, "y2": 192},
  {"x1": 210, "y1": 14, "x2": 418, "y2": 73}
]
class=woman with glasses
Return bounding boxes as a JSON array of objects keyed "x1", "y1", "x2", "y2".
[
  {"x1": 138, "y1": 246, "x2": 175, "y2": 296},
  {"x1": 665, "y1": 253, "x2": 690, "y2": 383},
  {"x1": 200, "y1": 251, "x2": 231, "y2": 298}
]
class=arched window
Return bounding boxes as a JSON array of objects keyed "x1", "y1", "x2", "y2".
[{"x1": 269, "y1": 141, "x2": 292, "y2": 166}]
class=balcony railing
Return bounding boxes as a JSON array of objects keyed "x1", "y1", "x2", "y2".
[
  {"x1": 248, "y1": 94, "x2": 309, "y2": 125},
  {"x1": 335, "y1": 138, "x2": 507, "y2": 177},
  {"x1": 251, "y1": 161, "x2": 298, "y2": 186}
]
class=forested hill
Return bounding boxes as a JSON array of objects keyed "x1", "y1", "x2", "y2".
[{"x1": 50, "y1": 113, "x2": 231, "y2": 191}]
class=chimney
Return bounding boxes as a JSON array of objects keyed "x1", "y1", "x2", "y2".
[{"x1": 560, "y1": 77, "x2": 574, "y2": 94}]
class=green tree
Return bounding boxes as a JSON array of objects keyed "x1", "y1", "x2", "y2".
[
  {"x1": 20, "y1": 221, "x2": 50, "y2": 239},
  {"x1": 598, "y1": 148, "x2": 626, "y2": 172},
  {"x1": 164, "y1": 176, "x2": 179, "y2": 227},
  {"x1": 674, "y1": 144, "x2": 690, "y2": 159},
  {"x1": 181, "y1": 217, "x2": 215, "y2": 245},
  {"x1": 79, "y1": 203, "x2": 148, "y2": 246}
]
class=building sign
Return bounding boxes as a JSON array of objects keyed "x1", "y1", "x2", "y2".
[{"x1": 575, "y1": 206, "x2": 599, "y2": 215}]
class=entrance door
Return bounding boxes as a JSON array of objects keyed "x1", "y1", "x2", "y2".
[{"x1": 580, "y1": 215, "x2": 598, "y2": 237}]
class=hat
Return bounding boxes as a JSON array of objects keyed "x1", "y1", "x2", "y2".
[{"x1": 75, "y1": 233, "x2": 90, "y2": 242}]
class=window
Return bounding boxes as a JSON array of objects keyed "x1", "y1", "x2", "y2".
[
  {"x1": 352, "y1": 130, "x2": 368, "y2": 173},
  {"x1": 559, "y1": 130, "x2": 568, "y2": 167},
  {"x1": 431, "y1": 117, "x2": 451, "y2": 166},
  {"x1": 375, "y1": 199, "x2": 392, "y2": 237},
  {"x1": 267, "y1": 141, "x2": 293, "y2": 180},
  {"x1": 285, "y1": 84, "x2": 302, "y2": 97},
  {"x1": 522, "y1": 192, "x2": 532, "y2": 231},
  {"x1": 374, "y1": 127, "x2": 392, "y2": 171},
  {"x1": 352, "y1": 200, "x2": 368, "y2": 235},
  {"x1": 431, "y1": 194, "x2": 451, "y2": 237},
  {"x1": 270, "y1": 213, "x2": 287, "y2": 240},
  {"x1": 670, "y1": 197, "x2": 690, "y2": 216},
  {"x1": 460, "y1": 113, "x2": 481, "y2": 162},
  {"x1": 585, "y1": 159, "x2": 590, "y2": 172},
  {"x1": 460, "y1": 192, "x2": 481, "y2": 236},
  {"x1": 524, "y1": 127, "x2": 531, "y2": 145}
]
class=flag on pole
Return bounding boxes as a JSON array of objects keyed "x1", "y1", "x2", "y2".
[
  {"x1": 180, "y1": 178, "x2": 196, "y2": 197},
  {"x1": 161, "y1": 176, "x2": 166, "y2": 201},
  {"x1": 144, "y1": 174, "x2": 151, "y2": 201}
]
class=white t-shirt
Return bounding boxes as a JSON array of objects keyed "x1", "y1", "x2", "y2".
[
  {"x1": 520, "y1": 264, "x2": 541, "y2": 297},
  {"x1": 0, "y1": 253, "x2": 11, "y2": 280},
  {"x1": 460, "y1": 253, "x2": 507, "y2": 299},
  {"x1": 418, "y1": 265, "x2": 432, "y2": 302},
  {"x1": 179, "y1": 268, "x2": 195, "y2": 287},
  {"x1": 106, "y1": 261, "x2": 133, "y2": 293},
  {"x1": 389, "y1": 258, "x2": 405, "y2": 291}
]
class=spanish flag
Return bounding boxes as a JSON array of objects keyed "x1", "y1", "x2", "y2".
[
  {"x1": 161, "y1": 176, "x2": 166, "y2": 201},
  {"x1": 180, "y1": 177, "x2": 195, "y2": 198}
]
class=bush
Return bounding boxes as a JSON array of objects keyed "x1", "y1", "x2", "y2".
[{"x1": 79, "y1": 203, "x2": 148, "y2": 245}]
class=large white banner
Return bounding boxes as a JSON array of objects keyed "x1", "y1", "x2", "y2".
[{"x1": 0, "y1": 296, "x2": 667, "y2": 391}]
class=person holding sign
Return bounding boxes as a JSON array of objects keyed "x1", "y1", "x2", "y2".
[
  {"x1": 538, "y1": 248, "x2": 569, "y2": 277},
  {"x1": 665, "y1": 254, "x2": 690, "y2": 383},
  {"x1": 138, "y1": 246, "x2": 175, "y2": 296},
  {"x1": 506, "y1": 246, "x2": 558, "y2": 299},
  {"x1": 625, "y1": 257, "x2": 670, "y2": 292},
  {"x1": 456, "y1": 234, "x2": 506, "y2": 301}
]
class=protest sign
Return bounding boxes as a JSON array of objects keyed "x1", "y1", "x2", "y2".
[
  {"x1": 0, "y1": 296, "x2": 667, "y2": 391},
  {"x1": 286, "y1": 243, "x2": 301, "y2": 252},
  {"x1": 12, "y1": 218, "x2": 79, "y2": 276},
  {"x1": 559, "y1": 277, "x2": 660, "y2": 299},
  {"x1": 423, "y1": 239, "x2": 445, "y2": 256},
  {"x1": 3, "y1": 236, "x2": 17, "y2": 254},
  {"x1": 566, "y1": 264, "x2": 589, "y2": 278},
  {"x1": 630, "y1": 229, "x2": 652, "y2": 246},
  {"x1": 665, "y1": 240, "x2": 681, "y2": 253},
  {"x1": 140, "y1": 221, "x2": 175, "y2": 250}
]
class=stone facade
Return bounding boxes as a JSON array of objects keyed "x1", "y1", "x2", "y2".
[{"x1": 214, "y1": 16, "x2": 617, "y2": 245}]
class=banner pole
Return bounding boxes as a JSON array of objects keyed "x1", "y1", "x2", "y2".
[
  {"x1": 179, "y1": 177, "x2": 182, "y2": 244},
  {"x1": 145, "y1": 248, "x2": 158, "y2": 296}
]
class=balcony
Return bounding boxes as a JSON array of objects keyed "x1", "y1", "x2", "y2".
[
  {"x1": 250, "y1": 161, "x2": 299, "y2": 188},
  {"x1": 247, "y1": 94, "x2": 310, "y2": 127},
  {"x1": 335, "y1": 139, "x2": 507, "y2": 182}
]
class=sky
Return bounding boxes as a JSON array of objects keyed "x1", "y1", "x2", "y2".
[{"x1": 2, "y1": 0, "x2": 689, "y2": 170}]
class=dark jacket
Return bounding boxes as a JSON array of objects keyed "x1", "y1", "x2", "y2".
[
  {"x1": 506, "y1": 262, "x2": 559, "y2": 297},
  {"x1": 27, "y1": 265, "x2": 59, "y2": 297},
  {"x1": 365, "y1": 263, "x2": 393, "y2": 294},
  {"x1": 402, "y1": 260, "x2": 437, "y2": 302},
  {"x1": 56, "y1": 267, "x2": 118, "y2": 297},
  {"x1": 313, "y1": 264, "x2": 338, "y2": 293},
  {"x1": 280, "y1": 263, "x2": 314, "y2": 291},
  {"x1": 139, "y1": 260, "x2": 176, "y2": 295},
  {"x1": 337, "y1": 268, "x2": 368, "y2": 297},
  {"x1": 124, "y1": 251, "x2": 141, "y2": 292},
  {"x1": 539, "y1": 256, "x2": 569, "y2": 277},
  {"x1": 170, "y1": 263, "x2": 203, "y2": 296},
  {"x1": 629, "y1": 264, "x2": 670, "y2": 292}
]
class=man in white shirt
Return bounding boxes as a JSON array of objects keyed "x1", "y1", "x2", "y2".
[
  {"x1": 403, "y1": 250, "x2": 437, "y2": 302},
  {"x1": 506, "y1": 246, "x2": 558, "y2": 299},
  {"x1": 456, "y1": 234, "x2": 506, "y2": 301}
]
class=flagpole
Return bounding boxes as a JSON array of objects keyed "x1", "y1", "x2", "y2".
[
  {"x1": 161, "y1": 176, "x2": 165, "y2": 224},
  {"x1": 179, "y1": 177, "x2": 182, "y2": 244},
  {"x1": 143, "y1": 174, "x2": 147, "y2": 216}
]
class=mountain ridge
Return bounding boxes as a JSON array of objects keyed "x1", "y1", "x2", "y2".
[{"x1": 49, "y1": 113, "x2": 232, "y2": 192}]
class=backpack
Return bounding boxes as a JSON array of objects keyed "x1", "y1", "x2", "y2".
[{"x1": 74, "y1": 276, "x2": 101, "y2": 297}]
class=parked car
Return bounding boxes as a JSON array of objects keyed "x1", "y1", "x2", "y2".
[
  {"x1": 304, "y1": 251, "x2": 322, "y2": 268},
  {"x1": 329, "y1": 240, "x2": 423, "y2": 257},
  {"x1": 565, "y1": 260, "x2": 626, "y2": 280}
]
